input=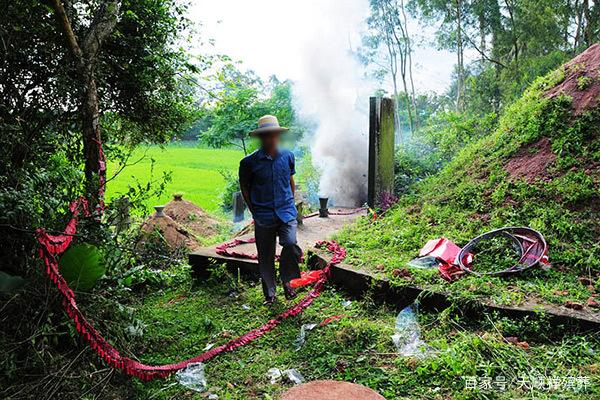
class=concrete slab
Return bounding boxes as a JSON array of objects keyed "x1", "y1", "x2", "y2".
[{"x1": 189, "y1": 208, "x2": 366, "y2": 276}]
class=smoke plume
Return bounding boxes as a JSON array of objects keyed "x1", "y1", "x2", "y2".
[{"x1": 293, "y1": 1, "x2": 371, "y2": 207}]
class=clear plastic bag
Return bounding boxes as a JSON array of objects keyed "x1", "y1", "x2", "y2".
[
  {"x1": 407, "y1": 256, "x2": 441, "y2": 269},
  {"x1": 283, "y1": 369, "x2": 305, "y2": 384},
  {"x1": 391, "y1": 305, "x2": 429, "y2": 357},
  {"x1": 294, "y1": 323, "x2": 317, "y2": 350},
  {"x1": 266, "y1": 368, "x2": 305, "y2": 385},
  {"x1": 176, "y1": 362, "x2": 207, "y2": 392},
  {"x1": 266, "y1": 367, "x2": 282, "y2": 384}
]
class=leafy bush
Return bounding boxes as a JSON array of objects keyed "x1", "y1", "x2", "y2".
[
  {"x1": 58, "y1": 244, "x2": 106, "y2": 291},
  {"x1": 394, "y1": 111, "x2": 497, "y2": 196},
  {"x1": 219, "y1": 169, "x2": 240, "y2": 212}
]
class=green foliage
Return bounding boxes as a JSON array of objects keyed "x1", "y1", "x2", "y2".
[
  {"x1": 218, "y1": 169, "x2": 240, "y2": 212},
  {"x1": 0, "y1": 272, "x2": 26, "y2": 293},
  {"x1": 59, "y1": 244, "x2": 106, "y2": 292},
  {"x1": 122, "y1": 275, "x2": 599, "y2": 399},
  {"x1": 409, "y1": 0, "x2": 598, "y2": 114},
  {"x1": 199, "y1": 67, "x2": 303, "y2": 154},
  {"x1": 394, "y1": 111, "x2": 497, "y2": 194},
  {"x1": 0, "y1": 0, "x2": 199, "y2": 277},
  {"x1": 338, "y1": 65, "x2": 600, "y2": 308}
]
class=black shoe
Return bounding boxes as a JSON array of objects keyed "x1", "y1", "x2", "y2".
[
  {"x1": 283, "y1": 282, "x2": 297, "y2": 300},
  {"x1": 263, "y1": 296, "x2": 276, "y2": 306}
]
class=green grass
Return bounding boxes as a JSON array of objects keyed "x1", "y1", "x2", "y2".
[
  {"x1": 106, "y1": 143, "x2": 243, "y2": 215},
  {"x1": 336, "y1": 64, "x2": 599, "y2": 310},
  {"x1": 124, "y1": 266, "x2": 599, "y2": 399}
]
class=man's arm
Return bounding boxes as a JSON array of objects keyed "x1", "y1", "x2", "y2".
[
  {"x1": 289, "y1": 152, "x2": 296, "y2": 197},
  {"x1": 240, "y1": 180, "x2": 253, "y2": 214},
  {"x1": 290, "y1": 175, "x2": 296, "y2": 198}
]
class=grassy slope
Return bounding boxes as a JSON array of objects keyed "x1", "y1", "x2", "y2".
[
  {"x1": 337, "y1": 67, "x2": 599, "y2": 308},
  {"x1": 106, "y1": 143, "x2": 243, "y2": 214},
  {"x1": 127, "y1": 269, "x2": 599, "y2": 399}
]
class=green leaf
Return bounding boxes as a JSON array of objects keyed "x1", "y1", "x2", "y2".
[
  {"x1": 58, "y1": 244, "x2": 105, "y2": 292},
  {"x1": 0, "y1": 271, "x2": 26, "y2": 293}
]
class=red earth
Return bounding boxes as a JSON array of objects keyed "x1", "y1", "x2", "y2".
[
  {"x1": 281, "y1": 380, "x2": 385, "y2": 400},
  {"x1": 545, "y1": 43, "x2": 600, "y2": 115}
]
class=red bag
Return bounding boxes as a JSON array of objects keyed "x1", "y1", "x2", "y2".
[
  {"x1": 420, "y1": 237, "x2": 473, "y2": 265},
  {"x1": 419, "y1": 238, "x2": 473, "y2": 281},
  {"x1": 290, "y1": 270, "x2": 324, "y2": 288}
]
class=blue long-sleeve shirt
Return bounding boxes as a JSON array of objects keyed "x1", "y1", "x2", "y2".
[{"x1": 238, "y1": 148, "x2": 297, "y2": 226}]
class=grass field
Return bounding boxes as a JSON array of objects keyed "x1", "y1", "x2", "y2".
[
  {"x1": 106, "y1": 143, "x2": 243, "y2": 215},
  {"x1": 125, "y1": 266, "x2": 599, "y2": 399}
]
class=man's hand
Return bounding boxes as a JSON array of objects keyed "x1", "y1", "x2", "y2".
[{"x1": 240, "y1": 181, "x2": 253, "y2": 214}]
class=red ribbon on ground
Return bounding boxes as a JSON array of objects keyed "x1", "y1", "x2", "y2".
[
  {"x1": 35, "y1": 136, "x2": 354, "y2": 380},
  {"x1": 36, "y1": 157, "x2": 346, "y2": 380},
  {"x1": 38, "y1": 215, "x2": 346, "y2": 380}
]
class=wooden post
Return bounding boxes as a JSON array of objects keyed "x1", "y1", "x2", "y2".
[{"x1": 368, "y1": 97, "x2": 396, "y2": 208}]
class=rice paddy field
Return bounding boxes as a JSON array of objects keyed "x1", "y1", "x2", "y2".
[{"x1": 106, "y1": 142, "x2": 243, "y2": 215}]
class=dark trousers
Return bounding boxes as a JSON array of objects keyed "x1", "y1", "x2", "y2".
[{"x1": 255, "y1": 219, "x2": 302, "y2": 298}]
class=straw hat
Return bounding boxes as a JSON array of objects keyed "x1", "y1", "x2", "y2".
[{"x1": 250, "y1": 115, "x2": 289, "y2": 136}]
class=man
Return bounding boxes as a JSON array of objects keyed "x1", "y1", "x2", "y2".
[{"x1": 239, "y1": 115, "x2": 302, "y2": 305}]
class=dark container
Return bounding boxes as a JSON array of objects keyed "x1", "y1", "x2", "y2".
[{"x1": 319, "y1": 197, "x2": 329, "y2": 218}]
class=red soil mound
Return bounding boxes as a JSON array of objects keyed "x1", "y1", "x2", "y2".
[
  {"x1": 282, "y1": 380, "x2": 385, "y2": 400},
  {"x1": 163, "y1": 195, "x2": 221, "y2": 237},
  {"x1": 505, "y1": 137, "x2": 556, "y2": 182},
  {"x1": 140, "y1": 214, "x2": 201, "y2": 251},
  {"x1": 506, "y1": 44, "x2": 600, "y2": 182},
  {"x1": 546, "y1": 43, "x2": 600, "y2": 115}
]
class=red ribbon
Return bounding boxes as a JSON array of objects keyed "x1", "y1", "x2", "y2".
[{"x1": 35, "y1": 138, "x2": 351, "y2": 380}]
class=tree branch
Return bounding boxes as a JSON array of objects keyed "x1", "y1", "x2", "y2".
[
  {"x1": 49, "y1": 0, "x2": 83, "y2": 61},
  {"x1": 82, "y1": 1, "x2": 121, "y2": 60},
  {"x1": 463, "y1": 34, "x2": 507, "y2": 68}
]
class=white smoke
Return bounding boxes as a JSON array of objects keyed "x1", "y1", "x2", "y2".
[{"x1": 293, "y1": 0, "x2": 372, "y2": 207}]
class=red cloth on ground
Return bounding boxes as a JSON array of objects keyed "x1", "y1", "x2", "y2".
[
  {"x1": 419, "y1": 238, "x2": 473, "y2": 281},
  {"x1": 290, "y1": 270, "x2": 324, "y2": 288}
]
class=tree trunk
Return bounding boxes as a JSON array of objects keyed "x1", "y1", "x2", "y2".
[
  {"x1": 478, "y1": 4, "x2": 486, "y2": 61},
  {"x1": 81, "y1": 68, "x2": 103, "y2": 201},
  {"x1": 380, "y1": 0, "x2": 403, "y2": 143},
  {"x1": 49, "y1": 0, "x2": 120, "y2": 209},
  {"x1": 400, "y1": 0, "x2": 418, "y2": 131},
  {"x1": 456, "y1": 0, "x2": 464, "y2": 111},
  {"x1": 582, "y1": 0, "x2": 592, "y2": 47},
  {"x1": 573, "y1": 0, "x2": 583, "y2": 53},
  {"x1": 386, "y1": 0, "x2": 413, "y2": 136},
  {"x1": 241, "y1": 137, "x2": 248, "y2": 155}
]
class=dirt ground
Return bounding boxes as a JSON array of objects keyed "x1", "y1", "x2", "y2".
[
  {"x1": 546, "y1": 43, "x2": 600, "y2": 115},
  {"x1": 140, "y1": 214, "x2": 201, "y2": 251},
  {"x1": 505, "y1": 137, "x2": 556, "y2": 182},
  {"x1": 190, "y1": 208, "x2": 366, "y2": 263},
  {"x1": 163, "y1": 195, "x2": 221, "y2": 237},
  {"x1": 505, "y1": 44, "x2": 600, "y2": 182}
]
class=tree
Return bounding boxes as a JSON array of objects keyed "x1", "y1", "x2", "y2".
[
  {"x1": 362, "y1": 0, "x2": 418, "y2": 139},
  {"x1": 0, "y1": 0, "x2": 196, "y2": 270},
  {"x1": 199, "y1": 66, "x2": 301, "y2": 154},
  {"x1": 410, "y1": 0, "x2": 599, "y2": 115},
  {"x1": 44, "y1": 0, "x2": 198, "y2": 204},
  {"x1": 48, "y1": 0, "x2": 119, "y2": 204}
]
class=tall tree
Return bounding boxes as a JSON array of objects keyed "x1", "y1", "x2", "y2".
[
  {"x1": 49, "y1": 0, "x2": 120, "y2": 204},
  {"x1": 411, "y1": 0, "x2": 468, "y2": 111},
  {"x1": 362, "y1": 0, "x2": 418, "y2": 139},
  {"x1": 0, "y1": 0, "x2": 196, "y2": 248},
  {"x1": 199, "y1": 66, "x2": 301, "y2": 155}
]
